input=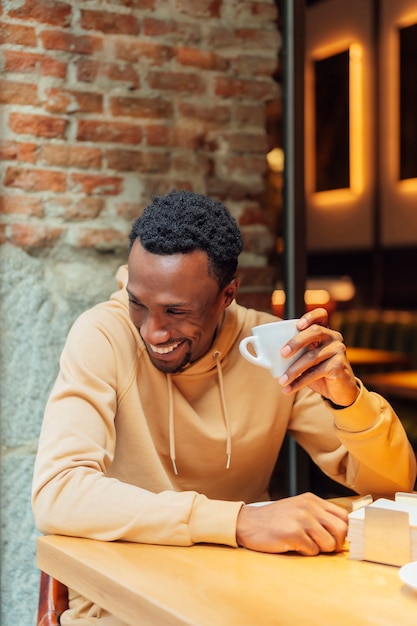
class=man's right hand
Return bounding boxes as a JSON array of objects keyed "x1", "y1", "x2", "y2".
[{"x1": 236, "y1": 492, "x2": 348, "y2": 555}]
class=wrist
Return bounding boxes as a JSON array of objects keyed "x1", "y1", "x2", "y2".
[{"x1": 324, "y1": 383, "x2": 360, "y2": 410}]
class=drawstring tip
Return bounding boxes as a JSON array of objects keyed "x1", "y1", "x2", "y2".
[
  {"x1": 171, "y1": 458, "x2": 178, "y2": 475},
  {"x1": 226, "y1": 454, "x2": 231, "y2": 470}
]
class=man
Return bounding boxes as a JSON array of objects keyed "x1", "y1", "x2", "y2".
[{"x1": 32, "y1": 190, "x2": 416, "y2": 625}]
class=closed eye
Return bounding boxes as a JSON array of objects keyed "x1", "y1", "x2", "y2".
[{"x1": 128, "y1": 298, "x2": 144, "y2": 309}]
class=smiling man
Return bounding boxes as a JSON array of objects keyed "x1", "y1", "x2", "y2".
[{"x1": 32, "y1": 189, "x2": 416, "y2": 626}]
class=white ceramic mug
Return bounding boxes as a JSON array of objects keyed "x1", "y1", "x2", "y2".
[{"x1": 239, "y1": 319, "x2": 302, "y2": 378}]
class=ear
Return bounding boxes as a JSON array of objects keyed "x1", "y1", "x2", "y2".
[{"x1": 222, "y1": 277, "x2": 239, "y2": 307}]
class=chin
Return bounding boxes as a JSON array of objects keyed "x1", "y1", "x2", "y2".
[{"x1": 149, "y1": 352, "x2": 192, "y2": 374}]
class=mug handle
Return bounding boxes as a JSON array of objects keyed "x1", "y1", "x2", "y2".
[{"x1": 239, "y1": 336, "x2": 271, "y2": 369}]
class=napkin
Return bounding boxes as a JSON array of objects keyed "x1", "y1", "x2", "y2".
[{"x1": 348, "y1": 492, "x2": 417, "y2": 566}]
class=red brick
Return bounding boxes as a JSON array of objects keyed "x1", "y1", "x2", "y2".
[
  {"x1": 145, "y1": 125, "x2": 171, "y2": 147},
  {"x1": 3, "y1": 50, "x2": 67, "y2": 79},
  {"x1": 77, "y1": 120, "x2": 142, "y2": 145},
  {"x1": 76, "y1": 58, "x2": 140, "y2": 89},
  {"x1": 147, "y1": 71, "x2": 205, "y2": 94},
  {"x1": 4, "y1": 167, "x2": 67, "y2": 192},
  {"x1": 215, "y1": 76, "x2": 278, "y2": 100},
  {"x1": 115, "y1": 201, "x2": 145, "y2": 221},
  {"x1": 40, "y1": 29, "x2": 103, "y2": 55},
  {"x1": 0, "y1": 225, "x2": 6, "y2": 245},
  {"x1": 0, "y1": 141, "x2": 37, "y2": 163},
  {"x1": 106, "y1": 149, "x2": 169, "y2": 172},
  {"x1": 170, "y1": 152, "x2": 212, "y2": 176},
  {"x1": 114, "y1": 40, "x2": 174, "y2": 65},
  {"x1": 235, "y1": 28, "x2": 280, "y2": 49},
  {"x1": 240, "y1": 225, "x2": 274, "y2": 258},
  {"x1": 230, "y1": 55, "x2": 279, "y2": 78},
  {"x1": 209, "y1": 26, "x2": 279, "y2": 51},
  {"x1": 109, "y1": 96, "x2": 173, "y2": 119},
  {"x1": 142, "y1": 18, "x2": 179, "y2": 36},
  {"x1": 49, "y1": 196, "x2": 104, "y2": 220},
  {"x1": 80, "y1": 9, "x2": 139, "y2": 35},
  {"x1": 178, "y1": 101, "x2": 230, "y2": 123},
  {"x1": 9, "y1": 113, "x2": 68, "y2": 139},
  {"x1": 234, "y1": 1, "x2": 278, "y2": 22},
  {"x1": 75, "y1": 58, "x2": 99, "y2": 82},
  {"x1": 69, "y1": 173, "x2": 123, "y2": 195},
  {"x1": 140, "y1": 178, "x2": 191, "y2": 199},
  {"x1": 176, "y1": 47, "x2": 228, "y2": 71},
  {"x1": 44, "y1": 88, "x2": 103, "y2": 114},
  {"x1": 111, "y1": 0, "x2": 156, "y2": 8},
  {"x1": 9, "y1": 223, "x2": 63, "y2": 248},
  {"x1": 239, "y1": 205, "x2": 271, "y2": 228},
  {"x1": 143, "y1": 18, "x2": 200, "y2": 41},
  {"x1": 224, "y1": 154, "x2": 268, "y2": 177},
  {"x1": 175, "y1": 0, "x2": 221, "y2": 18},
  {"x1": 221, "y1": 132, "x2": 268, "y2": 153},
  {"x1": 237, "y1": 264, "x2": 275, "y2": 287},
  {"x1": 235, "y1": 291, "x2": 273, "y2": 313},
  {"x1": 0, "y1": 195, "x2": 43, "y2": 216},
  {"x1": 173, "y1": 124, "x2": 206, "y2": 149},
  {"x1": 0, "y1": 21, "x2": 37, "y2": 46},
  {"x1": 72, "y1": 228, "x2": 128, "y2": 250},
  {"x1": 206, "y1": 177, "x2": 255, "y2": 201},
  {"x1": 39, "y1": 145, "x2": 102, "y2": 169},
  {"x1": 8, "y1": 0, "x2": 72, "y2": 27},
  {"x1": 232, "y1": 103, "x2": 266, "y2": 126},
  {"x1": 0, "y1": 80, "x2": 40, "y2": 106}
]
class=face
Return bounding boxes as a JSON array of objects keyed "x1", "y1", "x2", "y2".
[{"x1": 127, "y1": 240, "x2": 238, "y2": 374}]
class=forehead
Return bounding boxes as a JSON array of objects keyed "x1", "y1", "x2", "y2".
[{"x1": 127, "y1": 240, "x2": 217, "y2": 299}]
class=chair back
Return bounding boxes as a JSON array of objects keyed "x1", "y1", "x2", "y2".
[{"x1": 37, "y1": 571, "x2": 69, "y2": 626}]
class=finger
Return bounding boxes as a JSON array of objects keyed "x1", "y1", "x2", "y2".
[
  {"x1": 298, "y1": 308, "x2": 329, "y2": 329},
  {"x1": 283, "y1": 325, "x2": 342, "y2": 358},
  {"x1": 307, "y1": 526, "x2": 338, "y2": 554},
  {"x1": 280, "y1": 344, "x2": 348, "y2": 390},
  {"x1": 292, "y1": 535, "x2": 321, "y2": 556}
]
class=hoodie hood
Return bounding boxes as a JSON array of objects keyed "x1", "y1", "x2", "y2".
[{"x1": 111, "y1": 264, "x2": 268, "y2": 474}]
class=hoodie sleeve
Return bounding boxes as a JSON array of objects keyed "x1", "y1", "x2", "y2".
[
  {"x1": 31, "y1": 306, "x2": 243, "y2": 548},
  {"x1": 289, "y1": 381, "x2": 416, "y2": 497}
]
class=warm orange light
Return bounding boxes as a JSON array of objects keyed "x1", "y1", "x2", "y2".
[
  {"x1": 399, "y1": 178, "x2": 417, "y2": 193},
  {"x1": 304, "y1": 289, "x2": 331, "y2": 306},
  {"x1": 271, "y1": 290, "x2": 286, "y2": 307},
  {"x1": 271, "y1": 289, "x2": 334, "y2": 317},
  {"x1": 311, "y1": 43, "x2": 364, "y2": 207},
  {"x1": 386, "y1": 10, "x2": 417, "y2": 190},
  {"x1": 349, "y1": 43, "x2": 364, "y2": 194}
]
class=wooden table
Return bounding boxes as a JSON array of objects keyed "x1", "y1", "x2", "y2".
[
  {"x1": 346, "y1": 347, "x2": 412, "y2": 369},
  {"x1": 363, "y1": 370, "x2": 417, "y2": 402},
  {"x1": 37, "y1": 531, "x2": 417, "y2": 626}
]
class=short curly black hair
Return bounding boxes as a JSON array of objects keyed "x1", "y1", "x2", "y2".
[{"x1": 129, "y1": 189, "x2": 243, "y2": 290}]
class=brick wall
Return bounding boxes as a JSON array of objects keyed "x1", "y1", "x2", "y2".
[
  {"x1": 0, "y1": 2, "x2": 281, "y2": 623},
  {"x1": 1, "y1": 0, "x2": 280, "y2": 263}
]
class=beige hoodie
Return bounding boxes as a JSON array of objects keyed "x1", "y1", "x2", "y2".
[{"x1": 32, "y1": 266, "x2": 416, "y2": 621}]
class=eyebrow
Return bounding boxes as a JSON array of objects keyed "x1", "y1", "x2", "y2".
[{"x1": 125, "y1": 287, "x2": 190, "y2": 309}]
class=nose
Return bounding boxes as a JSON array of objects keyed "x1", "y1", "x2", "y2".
[{"x1": 140, "y1": 312, "x2": 171, "y2": 345}]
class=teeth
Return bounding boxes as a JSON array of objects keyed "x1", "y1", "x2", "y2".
[{"x1": 150, "y1": 341, "x2": 181, "y2": 355}]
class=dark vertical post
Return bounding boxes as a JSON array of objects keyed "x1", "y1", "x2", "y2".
[
  {"x1": 371, "y1": 0, "x2": 383, "y2": 308},
  {"x1": 282, "y1": 0, "x2": 307, "y2": 495}
]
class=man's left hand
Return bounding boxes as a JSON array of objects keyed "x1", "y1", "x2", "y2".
[{"x1": 278, "y1": 308, "x2": 359, "y2": 407}]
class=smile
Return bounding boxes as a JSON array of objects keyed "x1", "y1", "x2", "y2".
[{"x1": 149, "y1": 341, "x2": 183, "y2": 355}]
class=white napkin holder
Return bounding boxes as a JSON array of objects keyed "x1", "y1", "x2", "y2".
[{"x1": 348, "y1": 492, "x2": 417, "y2": 566}]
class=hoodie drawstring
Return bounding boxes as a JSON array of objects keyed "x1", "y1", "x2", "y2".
[
  {"x1": 214, "y1": 351, "x2": 232, "y2": 469},
  {"x1": 166, "y1": 351, "x2": 232, "y2": 475},
  {"x1": 167, "y1": 374, "x2": 178, "y2": 475}
]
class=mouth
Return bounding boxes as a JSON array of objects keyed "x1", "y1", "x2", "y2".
[{"x1": 148, "y1": 340, "x2": 184, "y2": 355}]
